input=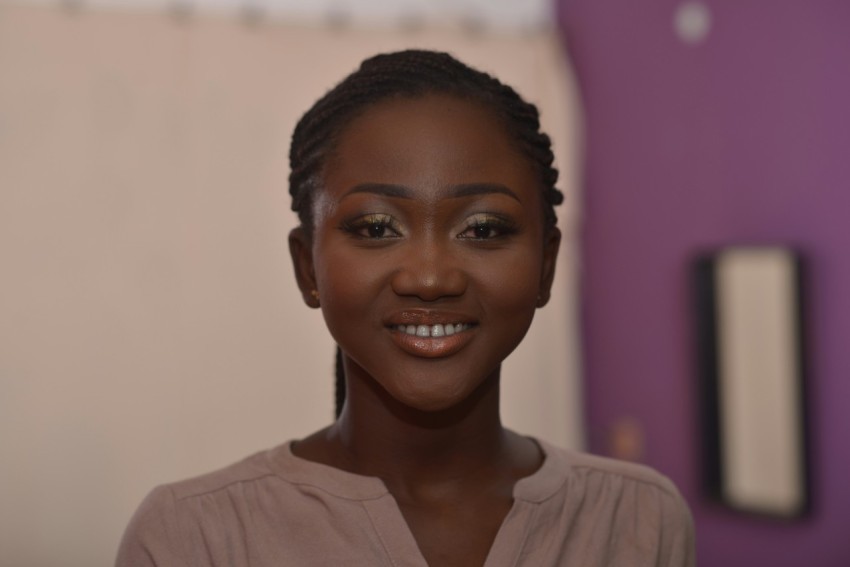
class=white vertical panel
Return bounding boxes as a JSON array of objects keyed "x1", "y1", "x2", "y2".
[{"x1": 716, "y1": 249, "x2": 805, "y2": 515}]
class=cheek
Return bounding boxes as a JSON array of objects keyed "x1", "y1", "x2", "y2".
[
  {"x1": 473, "y1": 248, "x2": 543, "y2": 305},
  {"x1": 313, "y1": 243, "x2": 387, "y2": 328},
  {"x1": 483, "y1": 247, "x2": 545, "y2": 328}
]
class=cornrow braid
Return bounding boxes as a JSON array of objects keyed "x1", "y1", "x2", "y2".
[
  {"x1": 288, "y1": 49, "x2": 563, "y2": 232},
  {"x1": 289, "y1": 50, "x2": 564, "y2": 419}
]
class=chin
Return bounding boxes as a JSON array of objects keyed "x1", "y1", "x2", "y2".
[
  {"x1": 340, "y1": 337, "x2": 506, "y2": 417},
  {"x1": 379, "y1": 366, "x2": 498, "y2": 417}
]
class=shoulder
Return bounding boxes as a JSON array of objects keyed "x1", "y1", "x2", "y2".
[
  {"x1": 522, "y1": 440, "x2": 696, "y2": 565},
  {"x1": 165, "y1": 447, "x2": 278, "y2": 501},
  {"x1": 537, "y1": 440, "x2": 693, "y2": 535},
  {"x1": 115, "y1": 445, "x2": 286, "y2": 566},
  {"x1": 534, "y1": 439, "x2": 681, "y2": 498},
  {"x1": 563, "y1": 448, "x2": 692, "y2": 524},
  {"x1": 563, "y1": 447, "x2": 682, "y2": 498}
]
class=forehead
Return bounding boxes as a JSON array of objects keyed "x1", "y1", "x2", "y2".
[{"x1": 322, "y1": 94, "x2": 538, "y2": 199}]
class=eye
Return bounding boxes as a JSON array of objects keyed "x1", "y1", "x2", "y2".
[
  {"x1": 342, "y1": 213, "x2": 402, "y2": 239},
  {"x1": 366, "y1": 223, "x2": 386, "y2": 238},
  {"x1": 458, "y1": 214, "x2": 517, "y2": 240},
  {"x1": 471, "y1": 224, "x2": 496, "y2": 239}
]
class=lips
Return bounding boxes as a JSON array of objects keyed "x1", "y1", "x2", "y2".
[{"x1": 385, "y1": 310, "x2": 477, "y2": 358}]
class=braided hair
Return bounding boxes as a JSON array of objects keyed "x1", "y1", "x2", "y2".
[{"x1": 287, "y1": 50, "x2": 564, "y2": 418}]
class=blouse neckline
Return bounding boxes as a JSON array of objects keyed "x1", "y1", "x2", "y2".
[{"x1": 266, "y1": 436, "x2": 570, "y2": 504}]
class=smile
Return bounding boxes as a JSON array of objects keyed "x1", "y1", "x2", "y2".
[
  {"x1": 395, "y1": 323, "x2": 472, "y2": 338},
  {"x1": 386, "y1": 315, "x2": 477, "y2": 358}
]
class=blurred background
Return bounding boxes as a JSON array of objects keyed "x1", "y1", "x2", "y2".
[{"x1": 0, "y1": 0, "x2": 847, "y2": 565}]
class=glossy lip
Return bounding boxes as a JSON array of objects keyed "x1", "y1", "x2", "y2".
[{"x1": 384, "y1": 309, "x2": 478, "y2": 359}]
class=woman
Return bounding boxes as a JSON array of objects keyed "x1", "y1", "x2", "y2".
[{"x1": 117, "y1": 50, "x2": 694, "y2": 566}]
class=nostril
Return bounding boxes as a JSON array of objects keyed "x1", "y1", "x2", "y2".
[{"x1": 390, "y1": 261, "x2": 467, "y2": 301}]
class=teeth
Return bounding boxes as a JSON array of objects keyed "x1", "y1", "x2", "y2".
[{"x1": 396, "y1": 323, "x2": 468, "y2": 337}]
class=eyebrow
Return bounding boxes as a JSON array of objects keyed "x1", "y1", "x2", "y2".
[{"x1": 344, "y1": 182, "x2": 521, "y2": 202}]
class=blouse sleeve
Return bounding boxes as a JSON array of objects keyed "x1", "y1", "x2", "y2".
[
  {"x1": 115, "y1": 486, "x2": 187, "y2": 567},
  {"x1": 660, "y1": 486, "x2": 696, "y2": 567}
]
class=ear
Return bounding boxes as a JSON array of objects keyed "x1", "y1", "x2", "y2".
[
  {"x1": 537, "y1": 227, "x2": 561, "y2": 308},
  {"x1": 288, "y1": 226, "x2": 321, "y2": 308}
]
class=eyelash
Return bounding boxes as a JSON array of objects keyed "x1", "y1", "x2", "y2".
[
  {"x1": 341, "y1": 213, "x2": 517, "y2": 240},
  {"x1": 458, "y1": 214, "x2": 518, "y2": 240},
  {"x1": 341, "y1": 214, "x2": 402, "y2": 239}
]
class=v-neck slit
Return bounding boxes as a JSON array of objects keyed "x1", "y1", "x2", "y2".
[
  {"x1": 481, "y1": 499, "x2": 540, "y2": 567},
  {"x1": 358, "y1": 483, "x2": 541, "y2": 567},
  {"x1": 361, "y1": 495, "x2": 430, "y2": 567}
]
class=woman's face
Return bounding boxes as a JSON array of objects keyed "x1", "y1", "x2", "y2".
[{"x1": 290, "y1": 93, "x2": 560, "y2": 412}]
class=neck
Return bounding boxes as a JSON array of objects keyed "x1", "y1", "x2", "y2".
[{"x1": 328, "y1": 363, "x2": 508, "y2": 484}]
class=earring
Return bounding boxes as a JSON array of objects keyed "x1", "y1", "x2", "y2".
[{"x1": 310, "y1": 289, "x2": 320, "y2": 301}]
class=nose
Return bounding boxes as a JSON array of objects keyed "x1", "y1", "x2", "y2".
[{"x1": 390, "y1": 238, "x2": 467, "y2": 301}]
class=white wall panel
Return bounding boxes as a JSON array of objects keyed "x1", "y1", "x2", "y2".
[{"x1": 0, "y1": 3, "x2": 581, "y2": 566}]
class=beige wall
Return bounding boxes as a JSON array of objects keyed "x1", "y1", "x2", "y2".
[{"x1": 0, "y1": 4, "x2": 583, "y2": 566}]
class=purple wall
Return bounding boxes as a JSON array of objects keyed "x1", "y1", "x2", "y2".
[{"x1": 558, "y1": 1, "x2": 850, "y2": 565}]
